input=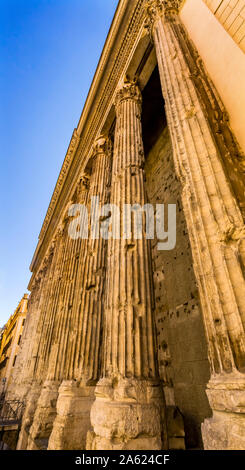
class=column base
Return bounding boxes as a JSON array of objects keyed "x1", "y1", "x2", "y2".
[
  {"x1": 17, "y1": 382, "x2": 41, "y2": 450},
  {"x1": 5, "y1": 380, "x2": 31, "y2": 402},
  {"x1": 202, "y1": 374, "x2": 245, "y2": 450},
  {"x1": 27, "y1": 380, "x2": 60, "y2": 450},
  {"x1": 202, "y1": 410, "x2": 245, "y2": 450},
  {"x1": 87, "y1": 377, "x2": 165, "y2": 450},
  {"x1": 48, "y1": 380, "x2": 95, "y2": 450}
]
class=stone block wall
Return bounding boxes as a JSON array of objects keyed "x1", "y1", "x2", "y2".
[{"x1": 203, "y1": 0, "x2": 245, "y2": 51}]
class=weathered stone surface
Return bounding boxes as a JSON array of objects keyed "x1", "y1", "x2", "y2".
[
  {"x1": 88, "y1": 377, "x2": 164, "y2": 450},
  {"x1": 88, "y1": 80, "x2": 165, "y2": 450},
  {"x1": 16, "y1": 383, "x2": 42, "y2": 450},
  {"x1": 48, "y1": 381, "x2": 94, "y2": 450},
  {"x1": 27, "y1": 380, "x2": 60, "y2": 450},
  {"x1": 48, "y1": 136, "x2": 112, "y2": 450},
  {"x1": 202, "y1": 410, "x2": 245, "y2": 450},
  {"x1": 145, "y1": 125, "x2": 211, "y2": 448},
  {"x1": 145, "y1": 0, "x2": 245, "y2": 449},
  {"x1": 3, "y1": 0, "x2": 245, "y2": 451}
]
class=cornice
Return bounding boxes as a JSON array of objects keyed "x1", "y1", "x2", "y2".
[
  {"x1": 38, "y1": 129, "x2": 79, "y2": 242},
  {"x1": 29, "y1": 0, "x2": 148, "y2": 284}
]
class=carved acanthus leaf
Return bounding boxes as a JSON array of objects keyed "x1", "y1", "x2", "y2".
[
  {"x1": 115, "y1": 78, "x2": 142, "y2": 111},
  {"x1": 144, "y1": 0, "x2": 183, "y2": 34},
  {"x1": 92, "y1": 135, "x2": 112, "y2": 158}
]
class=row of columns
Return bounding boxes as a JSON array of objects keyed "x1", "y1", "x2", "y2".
[
  {"x1": 145, "y1": 0, "x2": 245, "y2": 450},
  {"x1": 13, "y1": 0, "x2": 245, "y2": 450},
  {"x1": 16, "y1": 75, "x2": 165, "y2": 450}
]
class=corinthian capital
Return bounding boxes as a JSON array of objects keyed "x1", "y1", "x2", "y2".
[
  {"x1": 92, "y1": 135, "x2": 112, "y2": 159},
  {"x1": 71, "y1": 174, "x2": 89, "y2": 204},
  {"x1": 145, "y1": 0, "x2": 183, "y2": 32},
  {"x1": 115, "y1": 78, "x2": 142, "y2": 112}
]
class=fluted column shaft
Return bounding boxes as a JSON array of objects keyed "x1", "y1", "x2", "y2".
[
  {"x1": 9, "y1": 246, "x2": 56, "y2": 397},
  {"x1": 145, "y1": 0, "x2": 245, "y2": 449},
  {"x1": 103, "y1": 83, "x2": 158, "y2": 379},
  {"x1": 44, "y1": 177, "x2": 89, "y2": 382},
  {"x1": 72, "y1": 136, "x2": 112, "y2": 383},
  {"x1": 88, "y1": 81, "x2": 165, "y2": 451},
  {"x1": 48, "y1": 137, "x2": 111, "y2": 450},
  {"x1": 15, "y1": 239, "x2": 62, "y2": 449},
  {"x1": 33, "y1": 176, "x2": 90, "y2": 381},
  {"x1": 26, "y1": 177, "x2": 90, "y2": 450},
  {"x1": 29, "y1": 230, "x2": 65, "y2": 381}
]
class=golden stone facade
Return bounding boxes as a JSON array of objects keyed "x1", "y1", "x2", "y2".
[{"x1": 3, "y1": 0, "x2": 245, "y2": 450}]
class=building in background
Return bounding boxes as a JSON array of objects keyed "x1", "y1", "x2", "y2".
[
  {"x1": 0, "y1": 295, "x2": 28, "y2": 397},
  {"x1": 4, "y1": 0, "x2": 245, "y2": 451}
]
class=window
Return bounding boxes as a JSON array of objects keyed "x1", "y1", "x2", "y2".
[{"x1": 12, "y1": 355, "x2": 17, "y2": 367}]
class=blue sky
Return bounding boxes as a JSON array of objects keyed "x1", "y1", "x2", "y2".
[{"x1": 0, "y1": 0, "x2": 118, "y2": 326}]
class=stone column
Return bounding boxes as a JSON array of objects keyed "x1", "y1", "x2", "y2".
[
  {"x1": 27, "y1": 176, "x2": 90, "y2": 450},
  {"x1": 8, "y1": 275, "x2": 42, "y2": 400},
  {"x1": 15, "y1": 247, "x2": 55, "y2": 449},
  {"x1": 145, "y1": 0, "x2": 245, "y2": 450},
  {"x1": 23, "y1": 227, "x2": 66, "y2": 450},
  {"x1": 87, "y1": 80, "x2": 165, "y2": 451},
  {"x1": 48, "y1": 136, "x2": 112, "y2": 450}
]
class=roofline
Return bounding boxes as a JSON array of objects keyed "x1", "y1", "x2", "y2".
[{"x1": 33, "y1": 0, "x2": 127, "y2": 254}]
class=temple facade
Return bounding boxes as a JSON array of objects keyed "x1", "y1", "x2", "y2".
[{"x1": 5, "y1": 0, "x2": 245, "y2": 450}]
